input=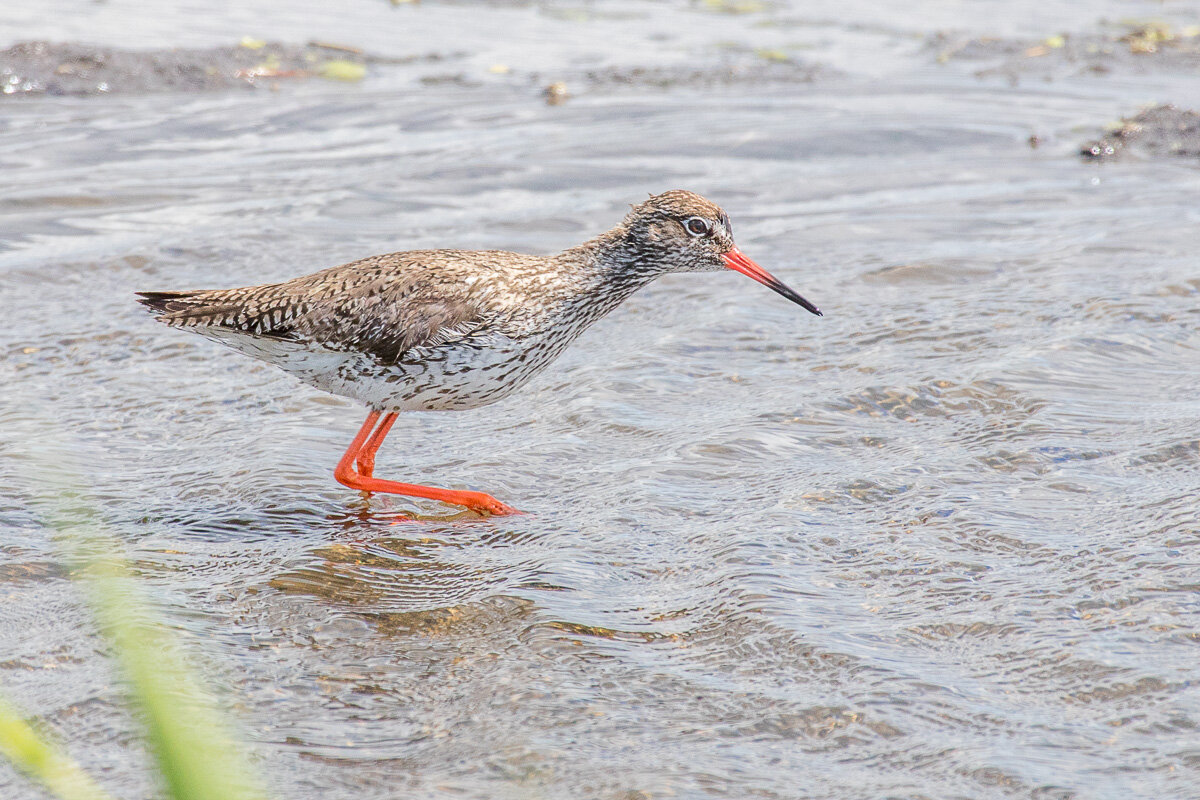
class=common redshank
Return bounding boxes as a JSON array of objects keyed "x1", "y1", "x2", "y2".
[{"x1": 138, "y1": 190, "x2": 821, "y2": 515}]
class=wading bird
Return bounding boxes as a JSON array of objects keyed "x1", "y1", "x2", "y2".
[{"x1": 138, "y1": 191, "x2": 821, "y2": 515}]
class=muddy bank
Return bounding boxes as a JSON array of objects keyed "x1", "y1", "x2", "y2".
[
  {"x1": 0, "y1": 40, "x2": 426, "y2": 97},
  {"x1": 930, "y1": 21, "x2": 1200, "y2": 81},
  {"x1": 1080, "y1": 104, "x2": 1200, "y2": 161}
]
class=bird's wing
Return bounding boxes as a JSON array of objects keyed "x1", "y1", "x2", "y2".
[{"x1": 137, "y1": 253, "x2": 491, "y2": 365}]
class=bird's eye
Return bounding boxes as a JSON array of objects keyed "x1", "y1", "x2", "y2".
[{"x1": 684, "y1": 217, "x2": 710, "y2": 236}]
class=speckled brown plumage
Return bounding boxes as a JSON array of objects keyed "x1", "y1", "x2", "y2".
[{"x1": 138, "y1": 190, "x2": 820, "y2": 514}]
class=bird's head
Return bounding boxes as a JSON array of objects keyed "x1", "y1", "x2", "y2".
[{"x1": 621, "y1": 190, "x2": 821, "y2": 316}]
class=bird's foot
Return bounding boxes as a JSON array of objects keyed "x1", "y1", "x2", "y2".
[{"x1": 458, "y1": 491, "x2": 525, "y2": 517}]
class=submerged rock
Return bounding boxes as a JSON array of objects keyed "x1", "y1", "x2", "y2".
[
  {"x1": 579, "y1": 55, "x2": 828, "y2": 91},
  {"x1": 1080, "y1": 105, "x2": 1200, "y2": 161}
]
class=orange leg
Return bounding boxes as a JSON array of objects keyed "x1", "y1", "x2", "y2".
[
  {"x1": 334, "y1": 411, "x2": 523, "y2": 516},
  {"x1": 355, "y1": 411, "x2": 397, "y2": 477}
]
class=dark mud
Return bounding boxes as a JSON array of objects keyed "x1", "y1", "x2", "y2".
[
  {"x1": 0, "y1": 40, "x2": 419, "y2": 97},
  {"x1": 1080, "y1": 104, "x2": 1200, "y2": 160},
  {"x1": 931, "y1": 21, "x2": 1200, "y2": 81}
]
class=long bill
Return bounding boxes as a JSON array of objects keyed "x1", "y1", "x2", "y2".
[{"x1": 722, "y1": 247, "x2": 822, "y2": 317}]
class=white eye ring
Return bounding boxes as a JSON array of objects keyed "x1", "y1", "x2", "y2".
[{"x1": 684, "y1": 217, "x2": 711, "y2": 237}]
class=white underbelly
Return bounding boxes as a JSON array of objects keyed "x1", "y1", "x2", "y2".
[{"x1": 197, "y1": 327, "x2": 574, "y2": 411}]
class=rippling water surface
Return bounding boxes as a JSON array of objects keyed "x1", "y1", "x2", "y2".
[{"x1": 3, "y1": 2, "x2": 1200, "y2": 798}]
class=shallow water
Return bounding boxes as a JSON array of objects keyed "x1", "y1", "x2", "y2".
[{"x1": 3, "y1": 2, "x2": 1200, "y2": 798}]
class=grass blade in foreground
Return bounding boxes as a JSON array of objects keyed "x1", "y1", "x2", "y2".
[
  {"x1": 74, "y1": 535, "x2": 267, "y2": 800},
  {"x1": 0, "y1": 696, "x2": 117, "y2": 800}
]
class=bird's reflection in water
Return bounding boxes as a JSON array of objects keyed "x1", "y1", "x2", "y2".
[{"x1": 270, "y1": 509, "x2": 547, "y2": 637}]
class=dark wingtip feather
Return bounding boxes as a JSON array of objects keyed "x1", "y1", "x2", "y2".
[{"x1": 136, "y1": 290, "x2": 198, "y2": 314}]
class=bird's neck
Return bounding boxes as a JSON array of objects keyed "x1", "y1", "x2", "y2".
[
  {"x1": 549, "y1": 234, "x2": 657, "y2": 327},
  {"x1": 558, "y1": 225, "x2": 666, "y2": 303}
]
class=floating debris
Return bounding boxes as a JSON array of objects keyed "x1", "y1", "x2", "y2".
[
  {"x1": 1121, "y1": 21, "x2": 1199, "y2": 54},
  {"x1": 754, "y1": 48, "x2": 791, "y2": 63},
  {"x1": 318, "y1": 59, "x2": 367, "y2": 82},
  {"x1": 543, "y1": 81, "x2": 569, "y2": 105},
  {"x1": 701, "y1": 0, "x2": 767, "y2": 13}
]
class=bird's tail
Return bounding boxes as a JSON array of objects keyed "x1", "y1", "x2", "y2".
[
  {"x1": 135, "y1": 290, "x2": 205, "y2": 314},
  {"x1": 136, "y1": 290, "x2": 248, "y2": 331}
]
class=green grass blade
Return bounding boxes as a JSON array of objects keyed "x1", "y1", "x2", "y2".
[
  {"x1": 76, "y1": 545, "x2": 267, "y2": 800},
  {"x1": 0, "y1": 695, "x2": 117, "y2": 800}
]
